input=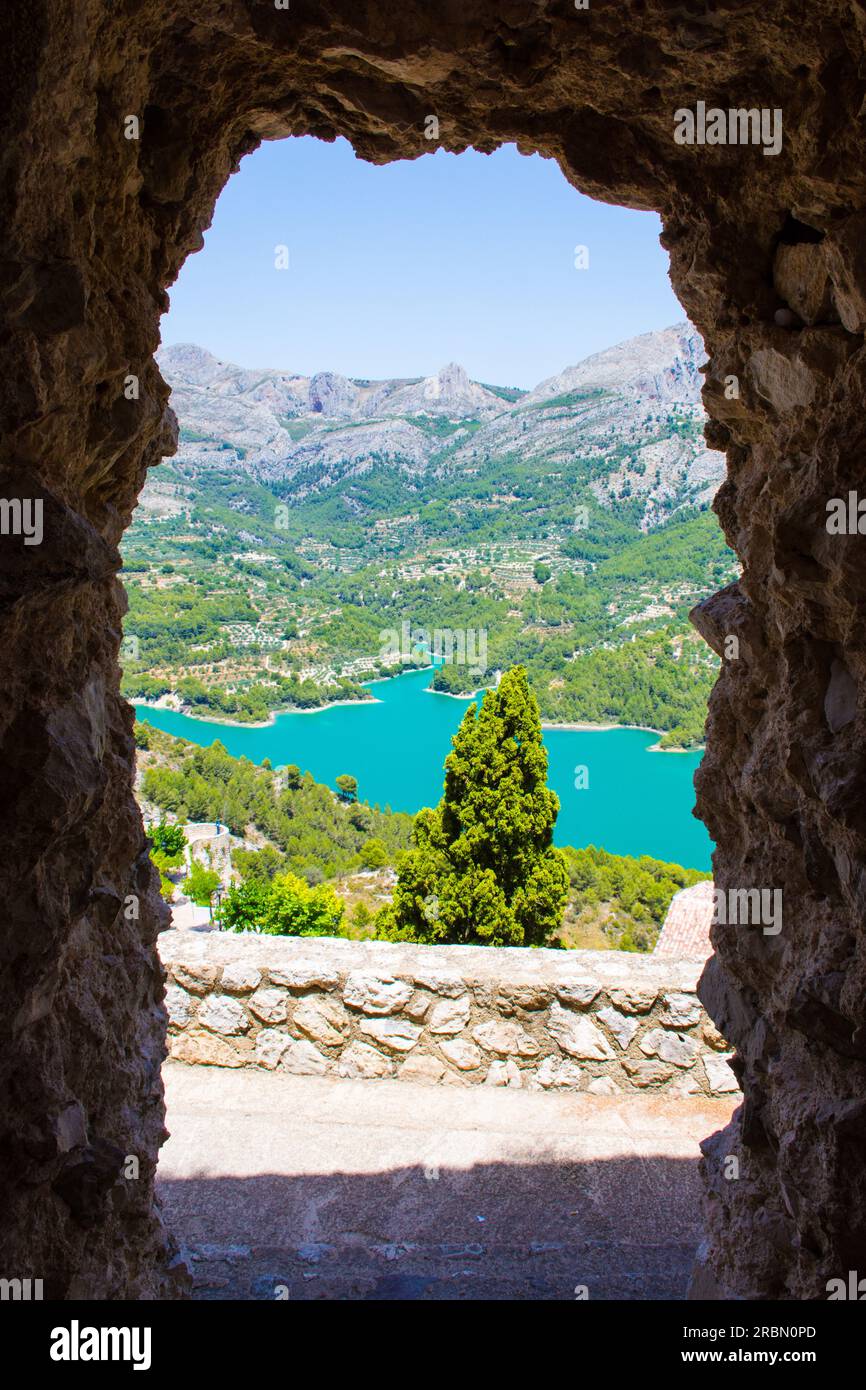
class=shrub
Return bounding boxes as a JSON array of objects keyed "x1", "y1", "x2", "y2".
[
  {"x1": 150, "y1": 820, "x2": 187, "y2": 860},
  {"x1": 151, "y1": 850, "x2": 179, "y2": 900},
  {"x1": 360, "y1": 837, "x2": 388, "y2": 869},
  {"x1": 223, "y1": 872, "x2": 344, "y2": 937},
  {"x1": 182, "y1": 861, "x2": 221, "y2": 906}
]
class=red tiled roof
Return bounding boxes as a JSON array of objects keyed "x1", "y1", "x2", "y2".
[{"x1": 654, "y1": 879, "x2": 715, "y2": 959}]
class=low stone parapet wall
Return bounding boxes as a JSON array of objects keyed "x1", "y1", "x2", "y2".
[{"x1": 158, "y1": 931, "x2": 739, "y2": 1097}]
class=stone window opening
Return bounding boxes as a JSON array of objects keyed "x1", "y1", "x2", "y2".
[{"x1": 3, "y1": 4, "x2": 864, "y2": 1305}]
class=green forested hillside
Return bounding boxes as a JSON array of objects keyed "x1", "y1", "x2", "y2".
[
  {"x1": 123, "y1": 326, "x2": 735, "y2": 747},
  {"x1": 124, "y1": 455, "x2": 733, "y2": 747},
  {"x1": 136, "y1": 723, "x2": 413, "y2": 881},
  {"x1": 558, "y1": 845, "x2": 707, "y2": 951}
]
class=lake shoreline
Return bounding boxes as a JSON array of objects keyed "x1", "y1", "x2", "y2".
[
  {"x1": 132, "y1": 669, "x2": 712, "y2": 870},
  {"x1": 423, "y1": 684, "x2": 703, "y2": 752},
  {"x1": 134, "y1": 694, "x2": 704, "y2": 751},
  {"x1": 424, "y1": 686, "x2": 485, "y2": 702},
  {"x1": 134, "y1": 694, "x2": 381, "y2": 729},
  {"x1": 541, "y1": 719, "x2": 704, "y2": 754}
]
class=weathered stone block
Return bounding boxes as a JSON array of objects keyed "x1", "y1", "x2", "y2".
[
  {"x1": 773, "y1": 242, "x2": 835, "y2": 325},
  {"x1": 293, "y1": 996, "x2": 348, "y2": 1047},
  {"x1": 472, "y1": 1019, "x2": 540, "y2": 1057},
  {"x1": 410, "y1": 968, "x2": 466, "y2": 997},
  {"x1": 255, "y1": 1028, "x2": 293, "y2": 1070},
  {"x1": 640, "y1": 1028, "x2": 698, "y2": 1068},
  {"x1": 281, "y1": 1038, "x2": 333, "y2": 1076},
  {"x1": 171, "y1": 1029, "x2": 243, "y2": 1068},
  {"x1": 534, "y1": 1056, "x2": 585, "y2": 1090},
  {"x1": 484, "y1": 1059, "x2": 522, "y2": 1087},
  {"x1": 338, "y1": 1041, "x2": 393, "y2": 1079},
  {"x1": 747, "y1": 346, "x2": 816, "y2": 414},
  {"x1": 428, "y1": 996, "x2": 471, "y2": 1035},
  {"x1": 165, "y1": 984, "x2": 194, "y2": 1028},
  {"x1": 608, "y1": 984, "x2": 657, "y2": 1015},
  {"x1": 268, "y1": 963, "x2": 340, "y2": 992},
  {"x1": 172, "y1": 959, "x2": 220, "y2": 995},
  {"x1": 360, "y1": 1017, "x2": 422, "y2": 1053},
  {"x1": 669, "y1": 1073, "x2": 702, "y2": 1098},
  {"x1": 824, "y1": 213, "x2": 866, "y2": 332},
  {"x1": 439, "y1": 1038, "x2": 482, "y2": 1071},
  {"x1": 703, "y1": 1052, "x2": 740, "y2": 1094},
  {"x1": 660, "y1": 992, "x2": 702, "y2": 1029},
  {"x1": 597, "y1": 1006, "x2": 638, "y2": 1050},
  {"x1": 404, "y1": 991, "x2": 432, "y2": 1021},
  {"x1": 343, "y1": 971, "x2": 413, "y2": 1016},
  {"x1": 220, "y1": 961, "x2": 263, "y2": 995},
  {"x1": 548, "y1": 1004, "x2": 615, "y2": 1060},
  {"x1": 555, "y1": 978, "x2": 600, "y2": 1009},
  {"x1": 398, "y1": 1054, "x2": 446, "y2": 1084},
  {"x1": 702, "y1": 1020, "x2": 728, "y2": 1051},
  {"x1": 198, "y1": 995, "x2": 250, "y2": 1037},
  {"x1": 622, "y1": 1059, "x2": 672, "y2": 1088},
  {"x1": 248, "y1": 987, "x2": 289, "y2": 1025},
  {"x1": 586, "y1": 1076, "x2": 620, "y2": 1096},
  {"x1": 496, "y1": 983, "x2": 552, "y2": 1012}
]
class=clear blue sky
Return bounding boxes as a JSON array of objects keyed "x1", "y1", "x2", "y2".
[{"x1": 162, "y1": 136, "x2": 685, "y2": 389}]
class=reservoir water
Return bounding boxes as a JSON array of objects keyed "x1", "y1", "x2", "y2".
[{"x1": 136, "y1": 666, "x2": 713, "y2": 870}]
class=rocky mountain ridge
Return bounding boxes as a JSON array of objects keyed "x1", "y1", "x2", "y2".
[{"x1": 154, "y1": 322, "x2": 724, "y2": 528}]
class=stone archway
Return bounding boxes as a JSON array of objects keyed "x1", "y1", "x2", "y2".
[{"x1": 3, "y1": 0, "x2": 866, "y2": 1299}]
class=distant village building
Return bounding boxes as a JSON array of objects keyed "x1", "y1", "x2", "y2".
[{"x1": 654, "y1": 878, "x2": 714, "y2": 958}]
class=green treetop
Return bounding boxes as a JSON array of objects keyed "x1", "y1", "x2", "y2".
[
  {"x1": 335, "y1": 773, "x2": 358, "y2": 803},
  {"x1": 378, "y1": 666, "x2": 568, "y2": 946},
  {"x1": 149, "y1": 819, "x2": 187, "y2": 860}
]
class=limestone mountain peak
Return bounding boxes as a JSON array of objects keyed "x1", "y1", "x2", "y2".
[{"x1": 154, "y1": 322, "x2": 721, "y2": 528}]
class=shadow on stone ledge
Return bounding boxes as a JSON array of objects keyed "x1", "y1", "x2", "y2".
[{"x1": 158, "y1": 1153, "x2": 705, "y2": 1301}]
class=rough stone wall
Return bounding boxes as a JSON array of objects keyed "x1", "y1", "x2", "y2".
[
  {"x1": 159, "y1": 934, "x2": 738, "y2": 1098},
  {"x1": 3, "y1": 0, "x2": 866, "y2": 1298}
]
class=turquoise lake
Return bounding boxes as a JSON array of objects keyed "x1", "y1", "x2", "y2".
[{"x1": 136, "y1": 666, "x2": 713, "y2": 870}]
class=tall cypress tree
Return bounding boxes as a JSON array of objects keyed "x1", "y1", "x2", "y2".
[{"x1": 379, "y1": 666, "x2": 568, "y2": 946}]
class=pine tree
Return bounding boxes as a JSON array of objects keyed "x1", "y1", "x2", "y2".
[{"x1": 379, "y1": 666, "x2": 568, "y2": 946}]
